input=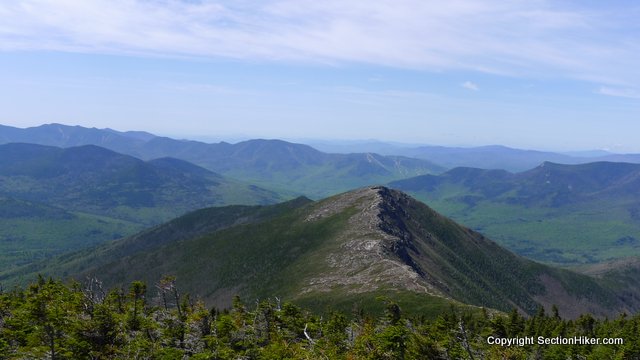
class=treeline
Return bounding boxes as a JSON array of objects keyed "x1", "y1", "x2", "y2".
[{"x1": 1, "y1": 277, "x2": 639, "y2": 359}]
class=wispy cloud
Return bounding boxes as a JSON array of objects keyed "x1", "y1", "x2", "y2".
[
  {"x1": 161, "y1": 82, "x2": 249, "y2": 95},
  {"x1": 598, "y1": 87, "x2": 640, "y2": 100},
  {"x1": 462, "y1": 81, "x2": 479, "y2": 91},
  {"x1": 0, "y1": 1, "x2": 638, "y2": 86}
]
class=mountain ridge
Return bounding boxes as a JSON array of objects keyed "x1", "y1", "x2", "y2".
[{"x1": 5, "y1": 186, "x2": 636, "y2": 318}]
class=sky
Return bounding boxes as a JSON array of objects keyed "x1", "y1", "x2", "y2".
[{"x1": 0, "y1": 1, "x2": 639, "y2": 151}]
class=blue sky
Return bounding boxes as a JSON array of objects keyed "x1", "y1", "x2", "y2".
[{"x1": 0, "y1": 1, "x2": 639, "y2": 151}]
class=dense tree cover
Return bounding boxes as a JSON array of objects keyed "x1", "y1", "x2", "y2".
[{"x1": 1, "y1": 278, "x2": 639, "y2": 359}]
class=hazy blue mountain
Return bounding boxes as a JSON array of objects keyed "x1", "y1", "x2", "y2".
[
  {"x1": 6, "y1": 123, "x2": 640, "y2": 196},
  {"x1": 404, "y1": 145, "x2": 640, "y2": 172},
  {"x1": 599, "y1": 153, "x2": 640, "y2": 163},
  {"x1": 6, "y1": 124, "x2": 640, "y2": 171},
  {"x1": 302, "y1": 139, "x2": 419, "y2": 155},
  {"x1": 0, "y1": 124, "x2": 444, "y2": 197},
  {"x1": 4, "y1": 187, "x2": 635, "y2": 318},
  {"x1": 278, "y1": 138, "x2": 640, "y2": 172},
  {"x1": 398, "y1": 145, "x2": 587, "y2": 172},
  {"x1": 0, "y1": 123, "x2": 146, "y2": 155},
  {"x1": 562, "y1": 149, "x2": 613, "y2": 157},
  {"x1": 389, "y1": 161, "x2": 640, "y2": 263},
  {"x1": 103, "y1": 127, "x2": 156, "y2": 141}
]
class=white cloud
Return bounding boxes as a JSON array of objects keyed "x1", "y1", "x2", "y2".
[
  {"x1": 598, "y1": 87, "x2": 640, "y2": 100},
  {"x1": 0, "y1": 1, "x2": 638, "y2": 87},
  {"x1": 462, "y1": 81, "x2": 479, "y2": 91}
]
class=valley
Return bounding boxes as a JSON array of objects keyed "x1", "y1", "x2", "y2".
[{"x1": 389, "y1": 162, "x2": 640, "y2": 264}]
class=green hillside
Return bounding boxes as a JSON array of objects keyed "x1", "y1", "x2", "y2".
[
  {"x1": 5, "y1": 187, "x2": 635, "y2": 318},
  {"x1": 0, "y1": 143, "x2": 283, "y2": 223},
  {"x1": 0, "y1": 143, "x2": 285, "y2": 270},
  {"x1": 389, "y1": 162, "x2": 640, "y2": 264}
]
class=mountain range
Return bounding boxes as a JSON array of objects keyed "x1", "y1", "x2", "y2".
[
  {"x1": 3, "y1": 122, "x2": 640, "y2": 320},
  {"x1": 6, "y1": 123, "x2": 640, "y2": 175},
  {"x1": 0, "y1": 124, "x2": 443, "y2": 197},
  {"x1": 4, "y1": 186, "x2": 638, "y2": 319},
  {"x1": 4, "y1": 123, "x2": 640, "y2": 268},
  {"x1": 309, "y1": 141, "x2": 640, "y2": 172}
]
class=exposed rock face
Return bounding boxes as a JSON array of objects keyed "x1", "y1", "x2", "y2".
[{"x1": 302, "y1": 186, "x2": 439, "y2": 296}]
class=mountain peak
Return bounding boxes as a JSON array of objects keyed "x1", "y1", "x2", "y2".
[
  {"x1": 298, "y1": 186, "x2": 441, "y2": 296},
  {"x1": 300, "y1": 186, "x2": 631, "y2": 316}
]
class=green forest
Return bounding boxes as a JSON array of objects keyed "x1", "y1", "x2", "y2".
[{"x1": 1, "y1": 277, "x2": 639, "y2": 359}]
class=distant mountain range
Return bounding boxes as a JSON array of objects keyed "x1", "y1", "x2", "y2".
[
  {"x1": 0, "y1": 142, "x2": 282, "y2": 270},
  {"x1": 4, "y1": 187, "x2": 637, "y2": 318},
  {"x1": 308, "y1": 140, "x2": 640, "y2": 172},
  {"x1": 0, "y1": 124, "x2": 444, "y2": 197},
  {"x1": 5, "y1": 123, "x2": 640, "y2": 177},
  {"x1": 390, "y1": 161, "x2": 640, "y2": 263}
]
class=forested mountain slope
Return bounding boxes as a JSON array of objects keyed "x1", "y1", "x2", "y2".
[
  {"x1": 0, "y1": 143, "x2": 282, "y2": 270},
  {"x1": 6, "y1": 187, "x2": 637, "y2": 318}
]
